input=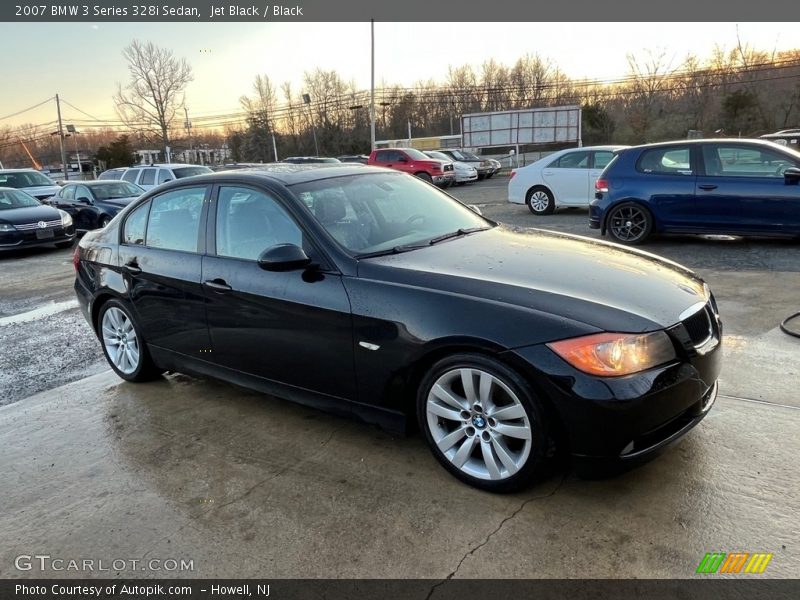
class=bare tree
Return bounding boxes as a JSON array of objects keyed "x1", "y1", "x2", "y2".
[{"x1": 114, "y1": 40, "x2": 193, "y2": 155}]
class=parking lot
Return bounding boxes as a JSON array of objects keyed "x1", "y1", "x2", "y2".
[{"x1": 1, "y1": 176, "x2": 798, "y2": 579}]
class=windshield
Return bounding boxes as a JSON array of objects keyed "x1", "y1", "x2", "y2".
[
  {"x1": 172, "y1": 166, "x2": 212, "y2": 179},
  {"x1": 0, "y1": 188, "x2": 40, "y2": 209},
  {"x1": 92, "y1": 182, "x2": 143, "y2": 199},
  {"x1": 403, "y1": 148, "x2": 430, "y2": 161},
  {"x1": 291, "y1": 172, "x2": 491, "y2": 255},
  {"x1": 426, "y1": 151, "x2": 450, "y2": 161},
  {"x1": 0, "y1": 171, "x2": 55, "y2": 188}
]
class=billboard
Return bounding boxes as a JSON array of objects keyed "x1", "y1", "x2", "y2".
[{"x1": 462, "y1": 105, "x2": 581, "y2": 149}]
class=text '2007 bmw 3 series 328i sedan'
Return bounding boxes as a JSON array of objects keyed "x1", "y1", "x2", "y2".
[{"x1": 74, "y1": 164, "x2": 721, "y2": 492}]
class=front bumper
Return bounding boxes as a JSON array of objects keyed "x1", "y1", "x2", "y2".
[
  {"x1": 0, "y1": 225, "x2": 76, "y2": 249},
  {"x1": 432, "y1": 173, "x2": 456, "y2": 186},
  {"x1": 504, "y1": 325, "x2": 722, "y2": 460}
]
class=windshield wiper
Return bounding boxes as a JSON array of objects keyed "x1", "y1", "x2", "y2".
[
  {"x1": 355, "y1": 243, "x2": 429, "y2": 259},
  {"x1": 428, "y1": 226, "x2": 491, "y2": 245}
]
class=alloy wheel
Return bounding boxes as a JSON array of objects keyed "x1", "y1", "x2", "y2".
[
  {"x1": 528, "y1": 190, "x2": 552, "y2": 213},
  {"x1": 425, "y1": 367, "x2": 533, "y2": 481},
  {"x1": 101, "y1": 307, "x2": 141, "y2": 375},
  {"x1": 609, "y1": 205, "x2": 649, "y2": 242}
]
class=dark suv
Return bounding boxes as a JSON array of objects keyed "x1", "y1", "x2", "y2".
[{"x1": 590, "y1": 139, "x2": 800, "y2": 244}]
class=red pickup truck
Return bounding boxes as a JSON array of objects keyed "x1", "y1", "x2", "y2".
[{"x1": 368, "y1": 148, "x2": 456, "y2": 187}]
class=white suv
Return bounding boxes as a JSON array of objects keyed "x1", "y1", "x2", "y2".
[{"x1": 100, "y1": 164, "x2": 212, "y2": 191}]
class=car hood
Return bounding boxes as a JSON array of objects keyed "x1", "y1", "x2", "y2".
[
  {"x1": 19, "y1": 185, "x2": 61, "y2": 199},
  {"x1": 357, "y1": 226, "x2": 709, "y2": 334},
  {"x1": 453, "y1": 161, "x2": 476, "y2": 172},
  {"x1": 0, "y1": 204, "x2": 62, "y2": 225}
]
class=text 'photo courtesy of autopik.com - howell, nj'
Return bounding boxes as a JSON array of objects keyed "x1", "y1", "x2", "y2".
[{"x1": 0, "y1": 1, "x2": 799, "y2": 599}]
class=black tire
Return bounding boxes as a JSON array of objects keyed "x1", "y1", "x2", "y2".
[
  {"x1": 97, "y1": 299, "x2": 162, "y2": 382},
  {"x1": 55, "y1": 239, "x2": 75, "y2": 249},
  {"x1": 98, "y1": 215, "x2": 112, "y2": 228},
  {"x1": 606, "y1": 202, "x2": 654, "y2": 245},
  {"x1": 416, "y1": 352, "x2": 551, "y2": 493},
  {"x1": 526, "y1": 186, "x2": 555, "y2": 215},
  {"x1": 416, "y1": 172, "x2": 433, "y2": 184}
]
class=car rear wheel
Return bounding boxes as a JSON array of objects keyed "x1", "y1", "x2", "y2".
[
  {"x1": 526, "y1": 187, "x2": 555, "y2": 215},
  {"x1": 607, "y1": 202, "x2": 653, "y2": 245},
  {"x1": 98, "y1": 300, "x2": 162, "y2": 382},
  {"x1": 417, "y1": 353, "x2": 550, "y2": 492}
]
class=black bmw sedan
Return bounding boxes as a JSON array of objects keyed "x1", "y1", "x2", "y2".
[
  {"x1": 48, "y1": 181, "x2": 144, "y2": 231},
  {"x1": 74, "y1": 164, "x2": 721, "y2": 492},
  {"x1": 0, "y1": 187, "x2": 76, "y2": 251}
]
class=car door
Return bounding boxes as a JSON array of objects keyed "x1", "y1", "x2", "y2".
[
  {"x1": 201, "y1": 184, "x2": 356, "y2": 400},
  {"x1": 695, "y1": 142, "x2": 800, "y2": 234},
  {"x1": 634, "y1": 144, "x2": 698, "y2": 229},
  {"x1": 117, "y1": 185, "x2": 212, "y2": 357},
  {"x1": 138, "y1": 168, "x2": 157, "y2": 191},
  {"x1": 51, "y1": 184, "x2": 93, "y2": 231},
  {"x1": 541, "y1": 150, "x2": 591, "y2": 205}
]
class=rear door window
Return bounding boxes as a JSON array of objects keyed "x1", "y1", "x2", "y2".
[
  {"x1": 123, "y1": 202, "x2": 150, "y2": 246},
  {"x1": 140, "y1": 168, "x2": 157, "y2": 186},
  {"x1": 121, "y1": 169, "x2": 139, "y2": 183},
  {"x1": 145, "y1": 187, "x2": 207, "y2": 253},
  {"x1": 636, "y1": 146, "x2": 693, "y2": 175}
]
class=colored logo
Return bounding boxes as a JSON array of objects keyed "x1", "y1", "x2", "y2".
[{"x1": 696, "y1": 552, "x2": 773, "y2": 574}]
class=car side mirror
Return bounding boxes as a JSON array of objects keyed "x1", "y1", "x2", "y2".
[
  {"x1": 77, "y1": 196, "x2": 92, "y2": 204},
  {"x1": 258, "y1": 243, "x2": 312, "y2": 271},
  {"x1": 784, "y1": 167, "x2": 800, "y2": 184}
]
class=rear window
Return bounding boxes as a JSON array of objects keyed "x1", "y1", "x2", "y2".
[
  {"x1": 172, "y1": 166, "x2": 212, "y2": 179},
  {"x1": 636, "y1": 146, "x2": 693, "y2": 175}
]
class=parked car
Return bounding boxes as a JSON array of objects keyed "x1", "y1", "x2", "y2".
[
  {"x1": 435, "y1": 149, "x2": 493, "y2": 180},
  {"x1": 508, "y1": 145, "x2": 627, "y2": 215},
  {"x1": 368, "y1": 148, "x2": 455, "y2": 187},
  {"x1": 101, "y1": 164, "x2": 212, "y2": 191},
  {"x1": 0, "y1": 187, "x2": 76, "y2": 250},
  {"x1": 424, "y1": 150, "x2": 478, "y2": 185},
  {"x1": 0, "y1": 169, "x2": 61, "y2": 201},
  {"x1": 48, "y1": 181, "x2": 144, "y2": 231},
  {"x1": 75, "y1": 164, "x2": 721, "y2": 492},
  {"x1": 590, "y1": 139, "x2": 800, "y2": 244},
  {"x1": 282, "y1": 157, "x2": 341, "y2": 164},
  {"x1": 337, "y1": 155, "x2": 370, "y2": 164}
]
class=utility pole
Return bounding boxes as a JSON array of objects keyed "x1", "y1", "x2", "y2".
[
  {"x1": 184, "y1": 106, "x2": 192, "y2": 162},
  {"x1": 370, "y1": 19, "x2": 376, "y2": 152},
  {"x1": 55, "y1": 94, "x2": 69, "y2": 180}
]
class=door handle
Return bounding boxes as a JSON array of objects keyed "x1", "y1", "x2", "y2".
[
  {"x1": 203, "y1": 278, "x2": 232, "y2": 292},
  {"x1": 698, "y1": 184, "x2": 718, "y2": 191},
  {"x1": 123, "y1": 260, "x2": 142, "y2": 275}
]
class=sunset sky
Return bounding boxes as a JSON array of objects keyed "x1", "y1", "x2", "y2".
[{"x1": 1, "y1": 22, "x2": 797, "y2": 130}]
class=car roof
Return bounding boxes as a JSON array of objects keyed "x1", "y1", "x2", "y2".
[
  {"x1": 0, "y1": 168, "x2": 43, "y2": 173},
  {"x1": 65, "y1": 180, "x2": 129, "y2": 186},
  {"x1": 127, "y1": 163, "x2": 207, "y2": 168},
  {"x1": 626, "y1": 138, "x2": 784, "y2": 151},
  {"x1": 214, "y1": 162, "x2": 375, "y2": 185}
]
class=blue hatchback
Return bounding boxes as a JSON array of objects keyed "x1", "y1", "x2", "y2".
[{"x1": 590, "y1": 139, "x2": 800, "y2": 244}]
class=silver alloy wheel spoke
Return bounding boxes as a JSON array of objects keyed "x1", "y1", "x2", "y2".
[
  {"x1": 437, "y1": 427, "x2": 467, "y2": 452},
  {"x1": 480, "y1": 439, "x2": 502, "y2": 479},
  {"x1": 452, "y1": 436, "x2": 477, "y2": 468},
  {"x1": 426, "y1": 366, "x2": 533, "y2": 481},
  {"x1": 432, "y1": 383, "x2": 467, "y2": 410}
]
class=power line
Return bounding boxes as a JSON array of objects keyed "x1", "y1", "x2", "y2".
[{"x1": 0, "y1": 97, "x2": 55, "y2": 122}]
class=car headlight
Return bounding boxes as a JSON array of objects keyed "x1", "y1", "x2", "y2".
[
  {"x1": 58, "y1": 210, "x2": 73, "y2": 227},
  {"x1": 547, "y1": 331, "x2": 676, "y2": 377},
  {"x1": 0, "y1": 222, "x2": 16, "y2": 232}
]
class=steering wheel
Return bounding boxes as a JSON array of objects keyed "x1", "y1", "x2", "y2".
[{"x1": 405, "y1": 214, "x2": 426, "y2": 226}]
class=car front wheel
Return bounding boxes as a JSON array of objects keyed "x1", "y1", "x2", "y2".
[
  {"x1": 417, "y1": 353, "x2": 550, "y2": 492},
  {"x1": 98, "y1": 300, "x2": 162, "y2": 382}
]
